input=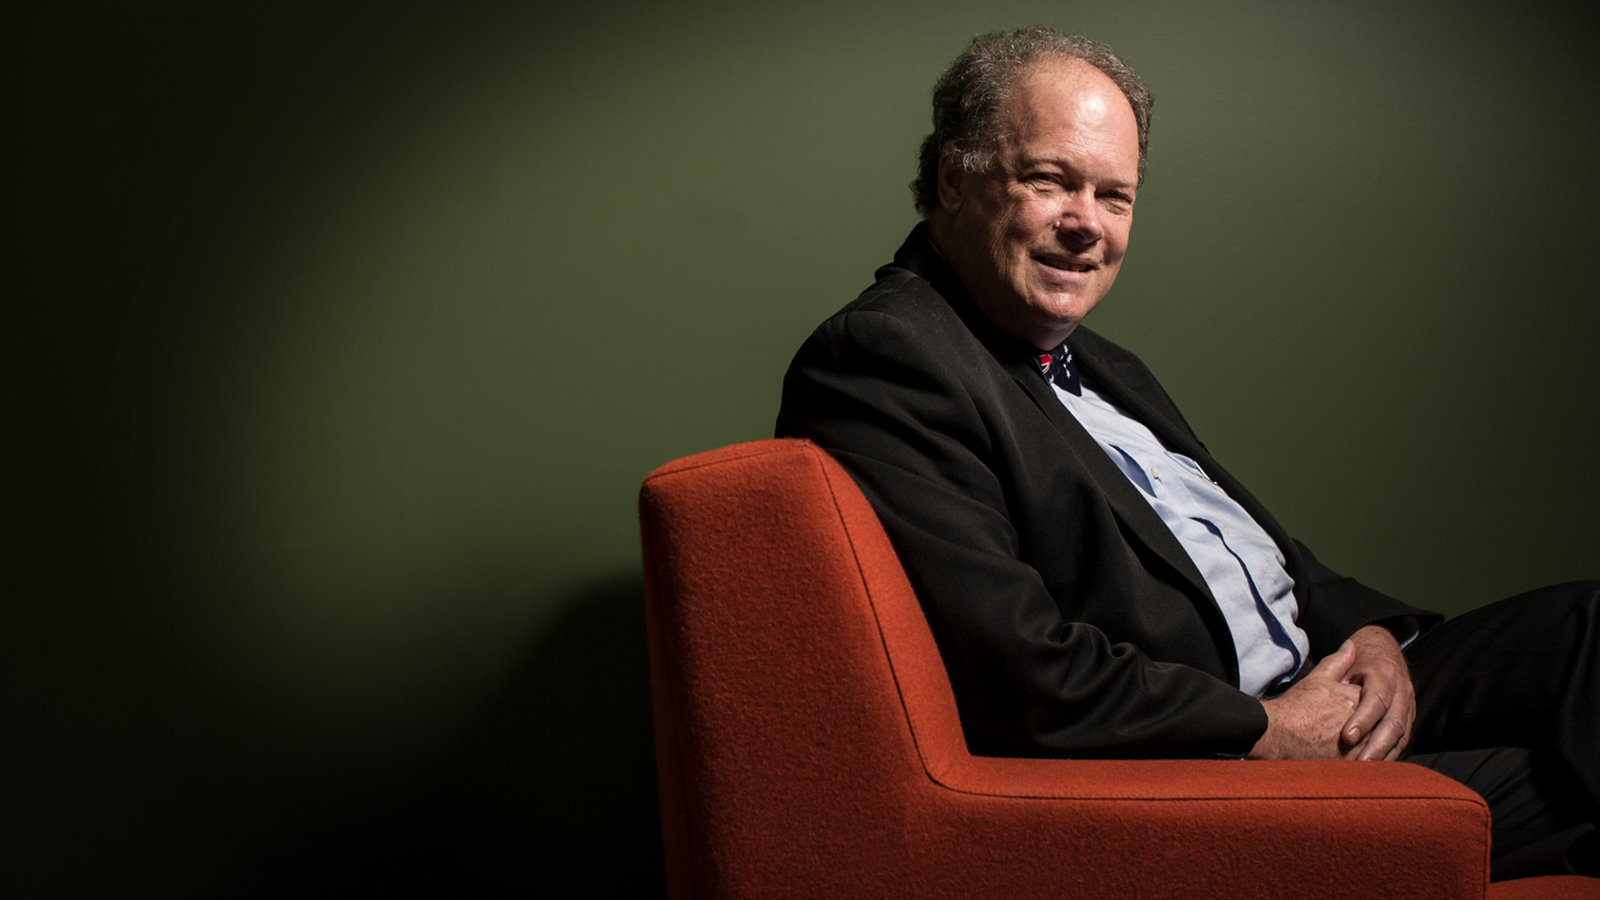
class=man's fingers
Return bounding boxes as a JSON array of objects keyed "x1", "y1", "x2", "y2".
[
  {"x1": 1374, "y1": 682, "x2": 1417, "y2": 762},
  {"x1": 1359, "y1": 706, "x2": 1412, "y2": 761},
  {"x1": 1335, "y1": 625, "x2": 1418, "y2": 762},
  {"x1": 1356, "y1": 714, "x2": 1405, "y2": 761},
  {"x1": 1348, "y1": 685, "x2": 1414, "y2": 760},
  {"x1": 1341, "y1": 688, "x2": 1389, "y2": 748},
  {"x1": 1315, "y1": 640, "x2": 1358, "y2": 681}
]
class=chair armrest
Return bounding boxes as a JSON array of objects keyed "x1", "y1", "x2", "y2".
[{"x1": 899, "y1": 757, "x2": 1490, "y2": 900}]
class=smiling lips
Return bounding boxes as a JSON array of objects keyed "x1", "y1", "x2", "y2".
[{"x1": 1034, "y1": 253, "x2": 1098, "y2": 274}]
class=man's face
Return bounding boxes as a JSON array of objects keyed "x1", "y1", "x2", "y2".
[{"x1": 934, "y1": 58, "x2": 1141, "y2": 349}]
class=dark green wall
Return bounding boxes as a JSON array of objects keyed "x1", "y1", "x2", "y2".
[{"x1": 14, "y1": 1, "x2": 1598, "y2": 894}]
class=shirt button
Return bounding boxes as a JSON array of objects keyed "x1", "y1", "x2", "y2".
[
  {"x1": 1151, "y1": 465, "x2": 1162, "y2": 479},
  {"x1": 1222, "y1": 525, "x2": 1232, "y2": 537}
]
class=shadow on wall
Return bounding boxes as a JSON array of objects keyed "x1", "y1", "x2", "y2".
[{"x1": 247, "y1": 573, "x2": 665, "y2": 896}]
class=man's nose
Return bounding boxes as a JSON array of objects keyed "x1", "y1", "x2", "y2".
[{"x1": 1054, "y1": 192, "x2": 1103, "y2": 243}]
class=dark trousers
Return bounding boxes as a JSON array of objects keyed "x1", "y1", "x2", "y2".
[{"x1": 1403, "y1": 580, "x2": 1600, "y2": 880}]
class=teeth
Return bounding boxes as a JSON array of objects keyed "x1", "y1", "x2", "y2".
[{"x1": 1037, "y1": 255, "x2": 1093, "y2": 272}]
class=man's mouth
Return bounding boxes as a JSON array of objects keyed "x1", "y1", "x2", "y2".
[{"x1": 1035, "y1": 254, "x2": 1097, "y2": 273}]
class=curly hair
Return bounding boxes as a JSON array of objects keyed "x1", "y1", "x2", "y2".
[{"x1": 910, "y1": 28, "x2": 1153, "y2": 217}]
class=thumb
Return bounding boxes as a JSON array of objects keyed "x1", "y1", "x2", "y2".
[{"x1": 1315, "y1": 640, "x2": 1358, "y2": 681}]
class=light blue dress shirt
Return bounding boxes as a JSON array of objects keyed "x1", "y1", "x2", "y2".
[{"x1": 1049, "y1": 369, "x2": 1310, "y2": 697}]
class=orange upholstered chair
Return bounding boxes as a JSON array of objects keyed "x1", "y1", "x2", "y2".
[{"x1": 639, "y1": 438, "x2": 1599, "y2": 899}]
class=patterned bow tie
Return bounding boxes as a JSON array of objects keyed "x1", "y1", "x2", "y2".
[{"x1": 1035, "y1": 343, "x2": 1081, "y2": 396}]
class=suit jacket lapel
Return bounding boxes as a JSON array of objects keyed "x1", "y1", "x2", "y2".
[
  {"x1": 1003, "y1": 352, "x2": 1219, "y2": 606},
  {"x1": 1069, "y1": 339, "x2": 1305, "y2": 587},
  {"x1": 1070, "y1": 342, "x2": 1208, "y2": 459}
]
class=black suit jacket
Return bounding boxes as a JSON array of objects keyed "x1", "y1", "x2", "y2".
[{"x1": 776, "y1": 225, "x2": 1437, "y2": 759}]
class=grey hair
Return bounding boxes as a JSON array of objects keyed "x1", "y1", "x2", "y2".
[{"x1": 910, "y1": 27, "x2": 1153, "y2": 217}]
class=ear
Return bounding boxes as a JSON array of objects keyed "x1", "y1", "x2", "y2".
[{"x1": 936, "y1": 152, "x2": 966, "y2": 215}]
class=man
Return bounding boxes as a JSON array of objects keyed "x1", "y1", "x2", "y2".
[{"x1": 776, "y1": 27, "x2": 1597, "y2": 879}]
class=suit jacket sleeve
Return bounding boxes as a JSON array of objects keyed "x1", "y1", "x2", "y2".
[{"x1": 777, "y1": 301, "x2": 1273, "y2": 759}]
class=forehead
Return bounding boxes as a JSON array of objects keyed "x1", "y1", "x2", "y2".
[{"x1": 1003, "y1": 58, "x2": 1139, "y2": 173}]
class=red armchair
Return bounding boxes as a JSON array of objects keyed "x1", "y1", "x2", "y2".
[{"x1": 639, "y1": 438, "x2": 1598, "y2": 899}]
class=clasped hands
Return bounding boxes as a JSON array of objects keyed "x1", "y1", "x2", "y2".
[{"x1": 1247, "y1": 625, "x2": 1414, "y2": 761}]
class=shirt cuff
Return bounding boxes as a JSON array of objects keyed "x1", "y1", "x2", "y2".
[{"x1": 1375, "y1": 615, "x2": 1421, "y2": 649}]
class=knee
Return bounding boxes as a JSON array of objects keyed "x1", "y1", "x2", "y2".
[
  {"x1": 1574, "y1": 580, "x2": 1600, "y2": 619},
  {"x1": 1484, "y1": 582, "x2": 1600, "y2": 639},
  {"x1": 1554, "y1": 580, "x2": 1600, "y2": 610},
  {"x1": 1527, "y1": 580, "x2": 1600, "y2": 628}
]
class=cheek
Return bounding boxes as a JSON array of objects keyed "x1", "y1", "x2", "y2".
[
  {"x1": 1009, "y1": 199, "x2": 1055, "y2": 233},
  {"x1": 988, "y1": 193, "x2": 1041, "y2": 237},
  {"x1": 1108, "y1": 221, "x2": 1132, "y2": 259},
  {"x1": 984, "y1": 209, "x2": 1027, "y2": 262}
]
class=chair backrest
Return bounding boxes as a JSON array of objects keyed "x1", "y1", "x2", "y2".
[{"x1": 639, "y1": 439, "x2": 966, "y2": 898}]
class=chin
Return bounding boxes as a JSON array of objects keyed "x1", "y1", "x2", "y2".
[{"x1": 1032, "y1": 299, "x2": 1091, "y2": 328}]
